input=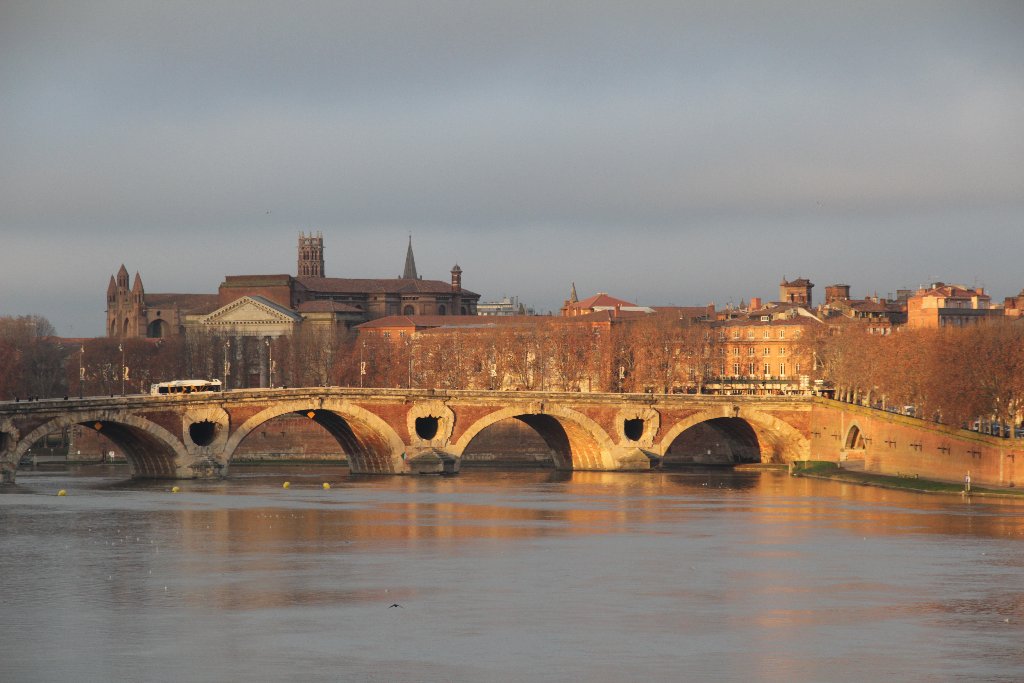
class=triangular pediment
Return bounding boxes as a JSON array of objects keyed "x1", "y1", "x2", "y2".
[{"x1": 196, "y1": 296, "x2": 302, "y2": 326}]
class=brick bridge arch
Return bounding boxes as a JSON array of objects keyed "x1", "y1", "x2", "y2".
[
  {"x1": 224, "y1": 399, "x2": 407, "y2": 474},
  {"x1": 451, "y1": 404, "x2": 618, "y2": 470},
  {"x1": 7, "y1": 412, "x2": 190, "y2": 479},
  {"x1": 657, "y1": 406, "x2": 810, "y2": 464}
]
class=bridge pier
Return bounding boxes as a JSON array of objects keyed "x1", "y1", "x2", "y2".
[
  {"x1": 1, "y1": 461, "x2": 15, "y2": 485},
  {"x1": 608, "y1": 445, "x2": 657, "y2": 471},
  {"x1": 404, "y1": 447, "x2": 459, "y2": 475}
]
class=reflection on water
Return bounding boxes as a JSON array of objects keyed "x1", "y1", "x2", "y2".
[{"x1": 3, "y1": 465, "x2": 1024, "y2": 683}]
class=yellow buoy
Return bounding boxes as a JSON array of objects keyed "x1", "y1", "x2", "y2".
[
  {"x1": 322, "y1": 482, "x2": 331, "y2": 490},
  {"x1": 57, "y1": 489, "x2": 67, "y2": 496},
  {"x1": 282, "y1": 481, "x2": 291, "y2": 489},
  {"x1": 171, "y1": 486, "x2": 180, "y2": 493}
]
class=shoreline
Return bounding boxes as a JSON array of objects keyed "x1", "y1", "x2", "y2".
[{"x1": 790, "y1": 461, "x2": 1024, "y2": 499}]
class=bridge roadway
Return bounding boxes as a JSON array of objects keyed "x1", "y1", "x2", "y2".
[{"x1": 1, "y1": 388, "x2": 1021, "y2": 487}]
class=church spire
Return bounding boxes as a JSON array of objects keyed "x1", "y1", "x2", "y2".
[
  {"x1": 402, "y1": 235, "x2": 418, "y2": 280},
  {"x1": 569, "y1": 282, "x2": 578, "y2": 303}
]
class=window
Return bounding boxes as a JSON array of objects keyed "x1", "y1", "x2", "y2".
[
  {"x1": 747, "y1": 347, "x2": 755, "y2": 356},
  {"x1": 732, "y1": 331, "x2": 739, "y2": 340},
  {"x1": 732, "y1": 362, "x2": 740, "y2": 375},
  {"x1": 779, "y1": 329, "x2": 785, "y2": 339},
  {"x1": 763, "y1": 347, "x2": 770, "y2": 356},
  {"x1": 779, "y1": 347, "x2": 786, "y2": 356},
  {"x1": 764, "y1": 363, "x2": 771, "y2": 375},
  {"x1": 733, "y1": 347, "x2": 739, "y2": 356},
  {"x1": 763, "y1": 330, "x2": 770, "y2": 339},
  {"x1": 747, "y1": 362, "x2": 755, "y2": 375},
  {"x1": 795, "y1": 363, "x2": 801, "y2": 373},
  {"x1": 780, "y1": 363, "x2": 786, "y2": 377}
]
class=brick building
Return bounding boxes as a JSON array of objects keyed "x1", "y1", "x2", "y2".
[
  {"x1": 905, "y1": 282, "x2": 1001, "y2": 328},
  {"x1": 106, "y1": 234, "x2": 480, "y2": 340}
]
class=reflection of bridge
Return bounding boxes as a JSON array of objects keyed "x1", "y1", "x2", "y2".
[{"x1": 1, "y1": 388, "x2": 1022, "y2": 487}]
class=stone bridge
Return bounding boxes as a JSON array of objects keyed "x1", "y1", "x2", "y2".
[{"x1": 1, "y1": 388, "x2": 1021, "y2": 487}]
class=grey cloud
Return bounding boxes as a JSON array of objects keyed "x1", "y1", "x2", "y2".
[{"x1": 1, "y1": 1, "x2": 1022, "y2": 334}]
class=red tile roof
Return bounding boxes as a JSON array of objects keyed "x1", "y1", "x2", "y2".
[
  {"x1": 296, "y1": 276, "x2": 479, "y2": 298},
  {"x1": 144, "y1": 293, "x2": 221, "y2": 315}
]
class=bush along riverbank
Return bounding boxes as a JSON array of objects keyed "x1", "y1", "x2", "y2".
[{"x1": 789, "y1": 461, "x2": 1024, "y2": 498}]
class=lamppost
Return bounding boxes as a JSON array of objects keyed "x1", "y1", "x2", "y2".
[
  {"x1": 359, "y1": 341, "x2": 366, "y2": 388},
  {"x1": 407, "y1": 341, "x2": 414, "y2": 389},
  {"x1": 78, "y1": 345, "x2": 84, "y2": 399},
  {"x1": 223, "y1": 338, "x2": 231, "y2": 389},
  {"x1": 119, "y1": 344, "x2": 125, "y2": 396},
  {"x1": 265, "y1": 338, "x2": 274, "y2": 388}
]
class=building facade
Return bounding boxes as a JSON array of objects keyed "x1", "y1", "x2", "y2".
[{"x1": 906, "y1": 283, "x2": 1001, "y2": 328}]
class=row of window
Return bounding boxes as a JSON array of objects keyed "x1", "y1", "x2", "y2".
[
  {"x1": 726, "y1": 347, "x2": 788, "y2": 357},
  {"x1": 729, "y1": 362, "x2": 800, "y2": 376},
  {"x1": 718, "y1": 329, "x2": 792, "y2": 341}
]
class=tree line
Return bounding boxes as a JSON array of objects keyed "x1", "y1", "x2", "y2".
[
  {"x1": 2, "y1": 312, "x2": 1022, "y2": 433},
  {"x1": 809, "y1": 318, "x2": 1024, "y2": 431}
]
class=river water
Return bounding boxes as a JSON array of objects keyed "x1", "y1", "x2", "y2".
[{"x1": 2, "y1": 465, "x2": 1023, "y2": 682}]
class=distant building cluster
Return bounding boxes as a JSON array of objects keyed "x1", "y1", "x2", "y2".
[
  {"x1": 104, "y1": 233, "x2": 1023, "y2": 394},
  {"x1": 106, "y1": 233, "x2": 480, "y2": 341}
]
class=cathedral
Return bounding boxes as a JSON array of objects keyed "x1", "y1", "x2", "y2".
[{"x1": 106, "y1": 234, "x2": 479, "y2": 339}]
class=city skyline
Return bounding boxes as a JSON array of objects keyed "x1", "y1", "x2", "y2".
[{"x1": 3, "y1": 2, "x2": 1023, "y2": 336}]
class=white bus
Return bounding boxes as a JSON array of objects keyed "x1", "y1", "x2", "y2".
[{"x1": 150, "y1": 379, "x2": 223, "y2": 396}]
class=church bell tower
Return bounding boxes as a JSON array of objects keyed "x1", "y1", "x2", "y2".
[{"x1": 298, "y1": 231, "x2": 325, "y2": 278}]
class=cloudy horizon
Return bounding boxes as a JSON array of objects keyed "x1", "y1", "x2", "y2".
[{"x1": 2, "y1": 1, "x2": 1022, "y2": 336}]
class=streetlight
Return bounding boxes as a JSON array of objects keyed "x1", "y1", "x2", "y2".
[
  {"x1": 119, "y1": 344, "x2": 125, "y2": 396},
  {"x1": 265, "y1": 338, "x2": 274, "y2": 388},
  {"x1": 359, "y1": 341, "x2": 366, "y2": 388},
  {"x1": 78, "y1": 345, "x2": 84, "y2": 399},
  {"x1": 407, "y1": 341, "x2": 414, "y2": 389},
  {"x1": 223, "y1": 338, "x2": 231, "y2": 389}
]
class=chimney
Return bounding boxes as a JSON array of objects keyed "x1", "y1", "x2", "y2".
[{"x1": 749, "y1": 297, "x2": 761, "y2": 311}]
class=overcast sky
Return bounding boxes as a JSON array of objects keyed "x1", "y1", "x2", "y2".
[{"x1": 2, "y1": 1, "x2": 1022, "y2": 336}]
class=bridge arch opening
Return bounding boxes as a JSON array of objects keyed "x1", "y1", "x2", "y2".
[
  {"x1": 456, "y1": 407, "x2": 614, "y2": 471},
  {"x1": 460, "y1": 417, "x2": 559, "y2": 468},
  {"x1": 663, "y1": 417, "x2": 761, "y2": 467},
  {"x1": 13, "y1": 416, "x2": 186, "y2": 479},
  {"x1": 227, "y1": 402, "x2": 405, "y2": 474}
]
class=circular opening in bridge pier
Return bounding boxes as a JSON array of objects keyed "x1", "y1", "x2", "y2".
[
  {"x1": 415, "y1": 416, "x2": 440, "y2": 440},
  {"x1": 623, "y1": 418, "x2": 644, "y2": 442},
  {"x1": 188, "y1": 420, "x2": 217, "y2": 447}
]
